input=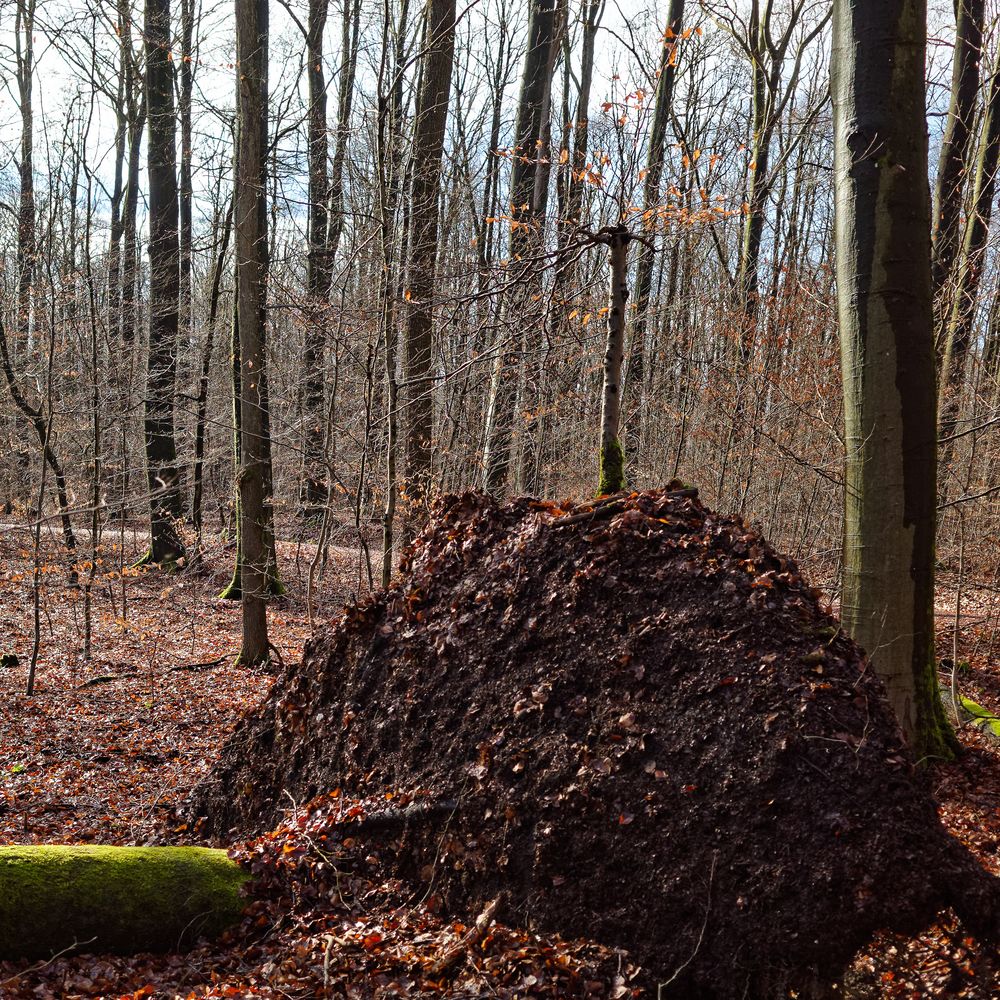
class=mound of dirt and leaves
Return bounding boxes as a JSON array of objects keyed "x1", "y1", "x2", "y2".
[{"x1": 189, "y1": 488, "x2": 1000, "y2": 998}]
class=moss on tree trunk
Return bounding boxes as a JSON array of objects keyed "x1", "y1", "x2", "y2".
[{"x1": 0, "y1": 845, "x2": 248, "y2": 961}]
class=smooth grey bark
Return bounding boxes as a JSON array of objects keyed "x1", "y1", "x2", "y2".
[{"x1": 831, "y1": 0, "x2": 955, "y2": 760}]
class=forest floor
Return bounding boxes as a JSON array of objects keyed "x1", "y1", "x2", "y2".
[{"x1": 0, "y1": 519, "x2": 998, "y2": 998}]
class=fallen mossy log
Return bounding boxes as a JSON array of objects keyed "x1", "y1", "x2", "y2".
[{"x1": 0, "y1": 845, "x2": 249, "y2": 961}]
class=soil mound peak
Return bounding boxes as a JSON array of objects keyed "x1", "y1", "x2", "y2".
[{"x1": 191, "y1": 487, "x2": 998, "y2": 997}]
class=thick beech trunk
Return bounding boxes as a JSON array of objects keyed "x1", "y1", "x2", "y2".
[{"x1": 831, "y1": 0, "x2": 955, "y2": 761}]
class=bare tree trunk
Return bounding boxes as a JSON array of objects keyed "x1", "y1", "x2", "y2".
[
  {"x1": 179, "y1": 0, "x2": 196, "y2": 405},
  {"x1": 300, "y1": 0, "x2": 333, "y2": 513},
  {"x1": 141, "y1": 0, "x2": 185, "y2": 565},
  {"x1": 16, "y1": 0, "x2": 37, "y2": 355},
  {"x1": 939, "y1": 43, "x2": 1000, "y2": 457},
  {"x1": 403, "y1": 0, "x2": 457, "y2": 531},
  {"x1": 482, "y1": 0, "x2": 559, "y2": 496},
  {"x1": 931, "y1": 0, "x2": 984, "y2": 316},
  {"x1": 623, "y1": 0, "x2": 685, "y2": 462},
  {"x1": 832, "y1": 0, "x2": 955, "y2": 760},
  {"x1": 192, "y1": 194, "x2": 234, "y2": 541},
  {"x1": 598, "y1": 226, "x2": 630, "y2": 495},
  {"x1": 234, "y1": 0, "x2": 272, "y2": 666}
]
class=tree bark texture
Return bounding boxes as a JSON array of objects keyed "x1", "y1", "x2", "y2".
[
  {"x1": 403, "y1": 0, "x2": 457, "y2": 524},
  {"x1": 235, "y1": 0, "x2": 273, "y2": 664},
  {"x1": 831, "y1": 0, "x2": 955, "y2": 760},
  {"x1": 300, "y1": 0, "x2": 332, "y2": 512},
  {"x1": 143, "y1": 0, "x2": 185, "y2": 564}
]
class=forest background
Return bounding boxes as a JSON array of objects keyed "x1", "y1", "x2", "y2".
[{"x1": 0, "y1": 0, "x2": 997, "y2": 672}]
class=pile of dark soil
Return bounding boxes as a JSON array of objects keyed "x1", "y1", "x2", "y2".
[{"x1": 189, "y1": 488, "x2": 999, "y2": 997}]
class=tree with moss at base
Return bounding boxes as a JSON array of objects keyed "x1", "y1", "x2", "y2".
[{"x1": 831, "y1": 0, "x2": 956, "y2": 761}]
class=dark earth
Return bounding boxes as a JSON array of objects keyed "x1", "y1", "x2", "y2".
[{"x1": 189, "y1": 487, "x2": 1000, "y2": 998}]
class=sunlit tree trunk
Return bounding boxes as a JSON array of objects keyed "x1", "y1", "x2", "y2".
[{"x1": 831, "y1": 0, "x2": 955, "y2": 761}]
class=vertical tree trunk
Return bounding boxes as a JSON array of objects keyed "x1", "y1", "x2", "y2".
[
  {"x1": 598, "y1": 226, "x2": 630, "y2": 495},
  {"x1": 939, "y1": 45, "x2": 1000, "y2": 454},
  {"x1": 831, "y1": 0, "x2": 955, "y2": 760},
  {"x1": 931, "y1": 0, "x2": 984, "y2": 311},
  {"x1": 234, "y1": 0, "x2": 272, "y2": 665},
  {"x1": 179, "y1": 0, "x2": 195, "y2": 402},
  {"x1": 403, "y1": 0, "x2": 457, "y2": 529},
  {"x1": 327, "y1": 0, "x2": 362, "y2": 263},
  {"x1": 623, "y1": 0, "x2": 685, "y2": 461},
  {"x1": 300, "y1": 0, "x2": 333, "y2": 514},
  {"x1": 16, "y1": 0, "x2": 37, "y2": 355},
  {"x1": 482, "y1": 0, "x2": 559, "y2": 496},
  {"x1": 142, "y1": 0, "x2": 185, "y2": 565},
  {"x1": 192, "y1": 195, "x2": 233, "y2": 540}
]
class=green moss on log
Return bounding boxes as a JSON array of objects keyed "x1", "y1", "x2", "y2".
[{"x1": 0, "y1": 845, "x2": 249, "y2": 960}]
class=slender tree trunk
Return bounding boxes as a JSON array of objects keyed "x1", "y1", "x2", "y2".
[
  {"x1": 482, "y1": 0, "x2": 559, "y2": 496},
  {"x1": 598, "y1": 226, "x2": 630, "y2": 495},
  {"x1": 193, "y1": 196, "x2": 234, "y2": 540},
  {"x1": 939, "y1": 44, "x2": 1000, "y2": 454},
  {"x1": 234, "y1": 0, "x2": 272, "y2": 666},
  {"x1": 831, "y1": 0, "x2": 955, "y2": 760},
  {"x1": 179, "y1": 0, "x2": 195, "y2": 405},
  {"x1": 327, "y1": 0, "x2": 361, "y2": 262},
  {"x1": 16, "y1": 0, "x2": 37, "y2": 356},
  {"x1": 931, "y1": 0, "x2": 984, "y2": 315},
  {"x1": 623, "y1": 0, "x2": 685, "y2": 462},
  {"x1": 403, "y1": 0, "x2": 457, "y2": 530},
  {"x1": 301, "y1": 0, "x2": 332, "y2": 513},
  {"x1": 141, "y1": 0, "x2": 185, "y2": 565}
]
